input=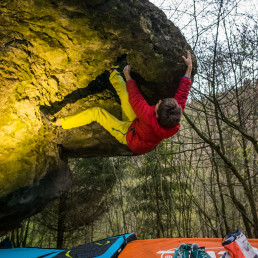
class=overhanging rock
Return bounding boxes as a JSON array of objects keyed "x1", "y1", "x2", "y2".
[{"x1": 0, "y1": 0, "x2": 196, "y2": 232}]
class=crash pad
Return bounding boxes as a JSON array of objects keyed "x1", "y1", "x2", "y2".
[{"x1": 119, "y1": 237, "x2": 258, "y2": 258}]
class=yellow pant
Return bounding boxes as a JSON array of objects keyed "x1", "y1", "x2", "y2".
[{"x1": 61, "y1": 71, "x2": 137, "y2": 145}]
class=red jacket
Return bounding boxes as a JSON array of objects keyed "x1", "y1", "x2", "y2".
[{"x1": 126, "y1": 76, "x2": 192, "y2": 154}]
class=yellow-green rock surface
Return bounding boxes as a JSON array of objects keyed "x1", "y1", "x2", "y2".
[{"x1": 0, "y1": 0, "x2": 196, "y2": 231}]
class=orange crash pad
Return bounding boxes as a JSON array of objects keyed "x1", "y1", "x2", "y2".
[{"x1": 119, "y1": 237, "x2": 258, "y2": 258}]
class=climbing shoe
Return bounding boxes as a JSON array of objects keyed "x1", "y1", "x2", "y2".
[
  {"x1": 40, "y1": 110, "x2": 57, "y2": 130},
  {"x1": 174, "y1": 243, "x2": 191, "y2": 258},
  {"x1": 191, "y1": 244, "x2": 211, "y2": 258}
]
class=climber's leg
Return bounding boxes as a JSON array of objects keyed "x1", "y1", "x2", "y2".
[
  {"x1": 109, "y1": 70, "x2": 137, "y2": 121},
  {"x1": 60, "y1": 107, "x2": 131, "y2": 145}
]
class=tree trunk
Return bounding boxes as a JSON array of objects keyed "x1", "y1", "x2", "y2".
[{"x1": 56, "y1": 193, "x2": 68, "y2": 249}]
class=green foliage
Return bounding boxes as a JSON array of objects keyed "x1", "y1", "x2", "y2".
[{"x1": 4, "y1": 157, "x2": 116, "y2": 248}]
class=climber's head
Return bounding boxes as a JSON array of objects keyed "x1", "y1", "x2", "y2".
[{"x1": 155, "y1": 98, "x2": 182, "y2": 128}]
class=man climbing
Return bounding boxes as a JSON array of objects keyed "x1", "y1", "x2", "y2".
[{"x1": 48, "y1": 50, "x2": 192, "y2": 154}]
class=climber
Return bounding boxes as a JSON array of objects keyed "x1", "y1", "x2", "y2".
[{"x1": 49, "y1": 50, "x2": 192, "y2": 154}]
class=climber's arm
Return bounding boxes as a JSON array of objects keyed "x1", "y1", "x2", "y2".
[
  {"x1": 124, "y1": 65, "x2": 152, "y2": 121},
  {"x1": 174, "y1": 50, "x2": 193, "y2": 112}
]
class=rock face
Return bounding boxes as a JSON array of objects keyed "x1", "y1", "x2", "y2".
[{"x1": 0, "y1": 0, "x2": 196, "y2": 232}]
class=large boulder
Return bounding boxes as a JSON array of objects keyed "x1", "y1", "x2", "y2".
[{"x1": 0, "y1": 0, "x2": 196, "y2": 232}]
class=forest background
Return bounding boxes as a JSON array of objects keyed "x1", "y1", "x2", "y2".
[{"x1": 1, "y1": 0, "x2": 257, "y2": 249}]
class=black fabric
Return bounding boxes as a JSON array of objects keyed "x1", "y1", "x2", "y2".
[
  {"x1": 55, "y1": 237, "x2": 118, "y2": 258},
  {"x1": 54, "y1": 233, "x2": 137, "y2": 258},
  {"x1": 222, "y1": 229, "x2": 241, "y2": 246},
  {"x1": 125, "y1": 233, "x2": 137, "y2": 244}
]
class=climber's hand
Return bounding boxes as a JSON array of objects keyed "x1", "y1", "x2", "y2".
[
  {"x1": 123, "y1": 65, "x2": 132, "y2": 81},
  {"x1": 182, "y1": 50, "x2": 192, "y2": 68},
  {"x1": 123, "y1": 65, "x2": 131, "y2": 75}
]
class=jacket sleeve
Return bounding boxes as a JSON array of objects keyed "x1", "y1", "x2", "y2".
[
  {"x1": 163, "y1": 77, "x2": 191, "y2": 136},
  {"x1": 173, "y1": 76, "x2": 192, "y2": 112},
  {"x1": 126, "y1": 80, "x2": 152, "y2": 122}
]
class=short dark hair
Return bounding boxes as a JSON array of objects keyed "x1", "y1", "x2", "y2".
[{"x1": 157, "y1": 98, "x2": 182, "y2": 128}]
